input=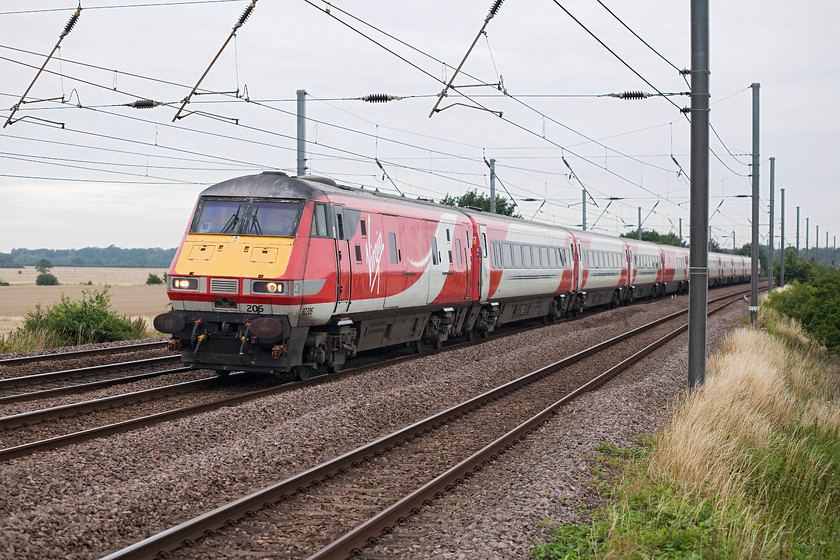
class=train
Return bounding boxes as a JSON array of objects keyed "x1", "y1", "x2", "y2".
[{"x1": 153, "y1": 172, "x2": 752, "y2": 379}]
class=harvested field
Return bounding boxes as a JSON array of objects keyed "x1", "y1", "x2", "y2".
[{"x1": 0, "y1": 268, "x2": 170, "y2": 335}]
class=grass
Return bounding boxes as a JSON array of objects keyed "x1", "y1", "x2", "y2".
[{"x1": 534, "y1": 308, "x2": 840, "y2": 559}]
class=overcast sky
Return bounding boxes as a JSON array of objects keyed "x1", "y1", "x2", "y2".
[{"x1": 1, "y1": 1, "x2": 837, "y2": 256}]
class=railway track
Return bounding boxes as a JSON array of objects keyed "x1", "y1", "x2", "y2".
[
  {"x1": 101, "y1": 289, "x2": 749, "y2": 560},
  {"x1": 0, "y1": 355, "x2": 182, "y2": 402},
  {"x1": 0, "y1": 285, "x2": 751, "y2": 463},
  {"x1": 0, "y1": 339, "x2": 169, "y2": 368}
]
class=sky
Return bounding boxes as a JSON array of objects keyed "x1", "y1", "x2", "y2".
[{"x1": 1, "y1": 0, "x2": 838, "y2": 257}]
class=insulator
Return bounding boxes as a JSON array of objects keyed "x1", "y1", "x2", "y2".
[
  {"x1": 237, "y1": 3, "x2": 255, "y2": 27},
  {"x1": 129, "y1": 99, "x2": 158, "y2": 109},
  {"x1": 61, "y1": 9, "x2": 81, "y2": 38},
  {"x1": 620, "y1": 91, "x2": 648, "y2": 100},
  {"x1": 489, "y1": 0, "x2": 505, "y2": 16},
  {"x1": 362, "y1": 94, "x2": 398, "y2": 103}
]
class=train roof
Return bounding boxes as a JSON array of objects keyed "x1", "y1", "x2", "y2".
[{"x1": 199, "y1": 173, "x2": 745, "y2": 263}]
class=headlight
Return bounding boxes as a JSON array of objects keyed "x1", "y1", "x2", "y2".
[
  {"x1": 253, "y1": 280, "x2": 285, "y2": 294},
  {"x1": 171, "y1": 277, "x2": 199, "y2": 290}
]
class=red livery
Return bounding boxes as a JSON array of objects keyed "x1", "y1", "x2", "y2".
[{"x1": 154, "y1": 172, "x2": 751, "y2": 378}]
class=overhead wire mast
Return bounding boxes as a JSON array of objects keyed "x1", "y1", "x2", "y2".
[{"x1": 4, "y1": 3, "x2": 81, "y2": 128}]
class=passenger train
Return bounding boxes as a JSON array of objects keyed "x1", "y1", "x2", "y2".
[{"x1": 154, "y1": 172, "x2": 752, "y2": 378}]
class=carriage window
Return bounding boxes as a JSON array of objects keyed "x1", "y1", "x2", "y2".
[
  {"x1": 503, "y1": 243, "x2": 514, "y2": 268},
  {"x1": 456, "y1": 239, "x2": 463, "y2": 266},
  {"x1": 523, "y1": 245, "x2": 532, "y2": 268},
  {"x1": 431, "y1": 236, "x2": 440, "y2": 265},
  {"x1": 513, "y1": 245, "x2": 523, "y2": 268},
  {"x1": 389, "y1": 232, "x2": 398, "y2": 264}
]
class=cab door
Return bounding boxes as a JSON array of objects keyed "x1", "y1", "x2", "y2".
[
  {"x1": 478, "y1": 224, "x2": 490, "y2": 302},
  {"x1": 333, "y1": 206, "x2": 351, "y2": 313}
]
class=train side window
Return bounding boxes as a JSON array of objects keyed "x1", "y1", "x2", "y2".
[
  {"x1": 481, "y1": 233, "x2": 488, "y2": 259},
  {"x1": 311, "y1": 203, "x2": 328, "y2": 238},
  {"x1": 446, "y1": 229, "x2": 451, "y2": 242},
  {"x1": 431, "y1": 236, "x2": 440, "y2": 265},
  {"x1": 354, "y1": 245, "x2": 362, "y2": 263},
  {"x1": 360, "y1": 220, "x2": 367, "y2": 237},
  {"x1": 523, "y1": 245, "x2": 532, "y2": 268},
  {"x1": 511, "y1": 245, "x2": 521, "y2": 268},
  {"x1": 456, "y1": 239, "x2": 463, "y2": 266},
  {"x1": 388, "y1": 232, "x2": 398, "y2": 264},
  {"x1": 503, "y1": 243, "x2": 513, "y2": 268}
]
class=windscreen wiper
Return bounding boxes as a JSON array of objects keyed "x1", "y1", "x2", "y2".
[{"x1": 220, "y1": 206, "x2": 241, "y2": 234}]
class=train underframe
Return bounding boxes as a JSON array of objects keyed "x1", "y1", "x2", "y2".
[{"x1": 156, "y1": 280, "x2": 702, "y2": 379}]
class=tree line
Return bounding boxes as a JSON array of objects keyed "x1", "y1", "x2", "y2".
[{"x1": 0, "y1": 246, "x2": 176, "y2": 268}]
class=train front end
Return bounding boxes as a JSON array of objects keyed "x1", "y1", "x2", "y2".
[{"x1": 154, "y1": 172, "x2": 329, "y2": 376}]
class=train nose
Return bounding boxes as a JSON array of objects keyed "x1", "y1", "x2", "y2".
[{"x1": 154, "y1": 312, "x2": 186, "y2": 334}]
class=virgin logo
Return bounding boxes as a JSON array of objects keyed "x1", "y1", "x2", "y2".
[{"x1": 366, "y1": 230, "x2": 385, "y2": 293}]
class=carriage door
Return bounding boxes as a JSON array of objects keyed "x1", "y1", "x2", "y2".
[
  {"x1": 478, "y1": 225, "x2": 490, "y2": 302},
  {"x1": 333, "y1": 206, "x2": 351, "y2": 313},
  {"x1": 570, "y1": 241, "x2": 580, "y2": 292}
]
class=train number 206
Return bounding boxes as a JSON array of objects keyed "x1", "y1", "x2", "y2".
[{"x1": 246, "y1": 304, "x2": 265, "y2": 314}]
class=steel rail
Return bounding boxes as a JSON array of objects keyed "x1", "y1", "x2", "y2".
[
  {"x1": 99, "y1": 289, "x2": 749, "y2": 560},
  {"x1": 0, "y1": 366, "x2": 191, "y2": 405},
  {"x1": 0, "y1": 340, "x2": 169, "y2": 367},
  {"x1": 0, "y1": 376, "x2": 222, "y2": 431},
  {"x1": 0, "y1": 355, "x2": 179, "y2": 392}
]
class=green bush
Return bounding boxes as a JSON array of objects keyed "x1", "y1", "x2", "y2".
[
  {"x1": 16, "y1": 285, "x2": 146, "y2": 347},
  {"x1": 145, "y1": 273, "x2": 164, "y2": 285},
  {"x1": 766, "y1": 272, "x2": 840, "y2": 351},
  {"x1": 35, "y1": 272, "x2": 59, "y2": 285},
  {"x1": 0, "y1": 280, "x2": 9, "y2": 286}
]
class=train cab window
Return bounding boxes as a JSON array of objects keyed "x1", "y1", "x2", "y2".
[
  {"x1": 388, "y1": 232, "x2": 399, "y2": 264},
  {"x1": 360, "y1": 219, "x2": 367, "y2": 237},
  {"x1": 246, "y1": 200, "x2": 302, "y2": 237},
  {"x1": 336, "y1": 214, "x2": 345, "y2": 240},
  {"x1": 456, "y1": 239, "x2": 463, "y2": 266},
  {"x1": 310, "y1": 203, "x2": 329, "y2": 238},
  {"x1": 192, "y1": 198, "x2": 244, "y2": 234}
]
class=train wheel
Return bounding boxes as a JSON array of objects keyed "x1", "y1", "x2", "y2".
[
  {"x1": 293, "y1": 365, "x2": 314, "y2": 381},
  {"x1": 327, "y1": 362, "x2": 343, "y2": 374},
  {"x1": 214, "y1": 369, "x2": 229, "y2": 379},
  {"x1": 413, "y1": 339, "x2": 424, "y2": 354}
]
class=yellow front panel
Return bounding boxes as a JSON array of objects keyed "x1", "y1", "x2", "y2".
[{"x1": 174, "y1": 234, "x2": 295, "y2": 278}]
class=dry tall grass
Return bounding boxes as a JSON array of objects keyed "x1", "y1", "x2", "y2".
[{"x1": 638, "y1": 314, "x2": 840, "y2": 557}]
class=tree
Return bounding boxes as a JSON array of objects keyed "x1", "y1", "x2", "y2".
[
  {"x1": 34, "y1": 258, "x2": 58, "y2": 285},
  {"x1": 35, "y1": 259, "x2": 53, "y2": 275},
  {"x1": 441, "y1": 190, "x2": 520, "y2": 218},
  {"x1": 619, "y1": 229, "x2": 685, "y2": 248}
]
